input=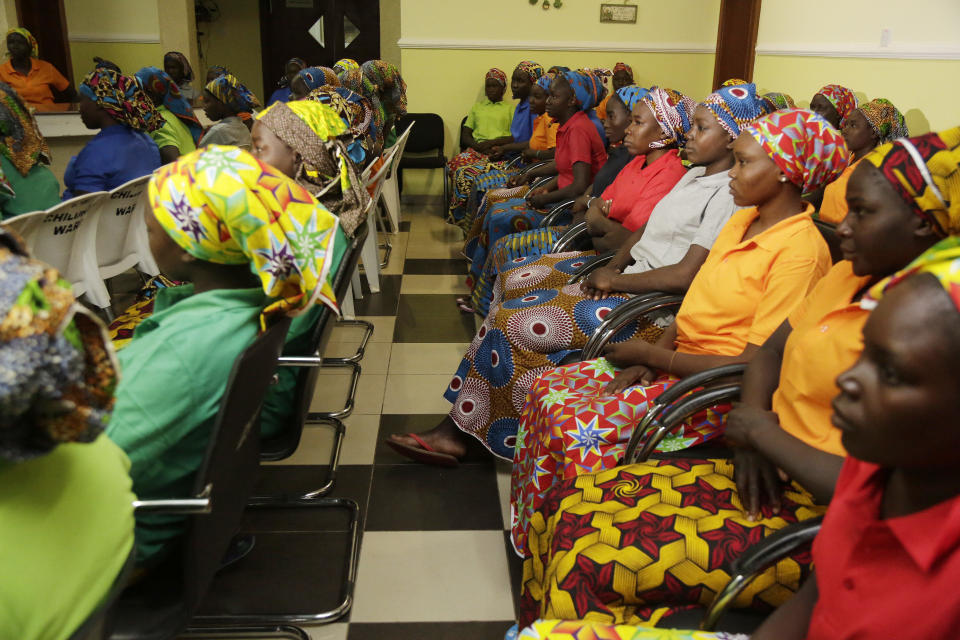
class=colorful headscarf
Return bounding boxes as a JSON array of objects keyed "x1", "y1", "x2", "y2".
[
  {"x1": 5, "y1": 28, "x2": 37, "y2": 58},
  {"x1": 134, "y1": 66, "x2": 202, "y2": 144},
  {"x1": 0, "y1": 81, "x2": 51, "y2": 177},
  {"x1": 207, "y1": 65, "x2": 229, "y2": 79},
  {"x1": 485, "y1": 68, "x2": 508, "y2": 87},
  {"x1": 720, "y1": 78, "x2": 749, "y2": 88},
  {"x1": 79, "y1": 68, "x2": 162, "y2": 132},
  {"x1": 279, "y1": 57, "x2": 308, "y2": 88},
  {"x1": 333, "y1": 58, "x2": 360, "y2": 77},
  {"x1": 340, "y1": 68, "x2": 384, "y2": 146},
  {"x1": 205, "y1": 73, "x2": 262, "y2": 119},
  {"x1": 547, "y1": 66, "x2": 570, "y2": 75},
  {"x1": 163, "y1": 51, "x2": 194, "y2": 82},
  {"x1": 93, "y1": 57, "x2": 121, "y2": 73},
  {"x1": 534, "y1": 72, "x2": 556, "y2": 92},
  {"x1": 762, "y1": 92, "x2": 796, "y2": 111},
  {"x1": 614, "y1": 85, "x2": 649, "y2": 112},
  {"x1": 148, "y1": 146, "x2": 341, "y2": 325},
  {"x1": 560, "y1": 70, "x2": 604, "y2": 112},
  {"x1": 613, "y1": 62, "x2": 634, "y2": 81},
  {"x1": 816, "y1": 84, "x2": 858, "y2": 123},
  {"x1": 297, "y1": 66, "x2": 340, "y2": 92},
  {"x1": 861, "y1": 235, "x2": 960, "y2": 314},
  {"x1": 361, "y1": 60, "x2": 407, "y2": 116},
  {"x1": 863, "y1": 127, "x2": 960, "y2": 237},
  {"x1": 515, "y1": 61, "x2": 545, "y2": 84},
  {"x1": 743, "y1": 108, "x2": 851, "y2": 193},
  {"x1": 0, "y1": 231, "x2": 118, "y2": 462},
  {"x1": 855, "y1": 97, "x2": 909, "y2": 145},
  {"x1": 641, "y1": 87, "x2": 697, "y2": 148},
  {"x1": 305, "y1": 86, "x2": 373, "y2": 142},
  {"x1": 702, "y1": 82, "x2": 772, "y2": 138}
]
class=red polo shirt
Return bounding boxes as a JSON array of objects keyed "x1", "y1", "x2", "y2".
[
  {"x1": 806, "y1": 457, "x2": 960, "y2": 639},
  {"x1": 554, "y1": 110, "x2": 607, "y2": 189},
  {"x1": 600, "y1": 150, "x2": 687, "y2": 231}
]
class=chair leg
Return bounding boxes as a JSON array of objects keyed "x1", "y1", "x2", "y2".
[
  {"x1": 311, "y1": 360, "x2": 360, "y2": 420},
  {"x1": 328, "y1": 318, "x2": 374, "y2": 364},
  {"x1": 382, "y1": 177, "x2": 401, "y2": 234},
  {"x1": 358, "y1": 222, "x2": 381, "y2": 293},
  {"x1": 249, "y1": 416, "x2": 345, "y2": 504},
  {"x1": 341, "y1": 285, "x2": 356, "y2": 320},
  {"x1": 180, "y1": 624, "x2": 312, "y2": 639}
]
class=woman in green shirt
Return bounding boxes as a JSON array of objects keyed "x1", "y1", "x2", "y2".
[
  {"x1": 134, "y1": 66, "x2": 201, "y2": 163},
  {"x1": 0, "y1": 82, "x2": 60, "y2": 218},
  {"x1": 106, "y1": 145, "x2": 343, "y2": 567},
  {"x1": 0, "y1": 230, "x2": 135, "y2": 640}
]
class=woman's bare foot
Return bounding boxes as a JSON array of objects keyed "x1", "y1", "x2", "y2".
[{"x1": 387, "y1": 416, "x2": 469, "y2": 459}]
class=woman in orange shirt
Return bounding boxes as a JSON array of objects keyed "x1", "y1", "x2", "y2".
[{"x1": 0, "y1": 28, "x2": 74, "y2": 108}]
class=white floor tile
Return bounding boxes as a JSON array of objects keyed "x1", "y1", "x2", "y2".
[
  {"x1": 388, "y1": 342, "x2": 470, "y2": 375},
  {"x1": 381, "y1": 374, "x2": 454, "y2": 414},
  {"x1": 264, "y1": 412, "x2": 381, "y2": 466}
]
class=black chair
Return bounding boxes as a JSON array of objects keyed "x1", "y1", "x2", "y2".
[
  {"x1": 109, "y1": 316, "x2": 294, "y2": 640},
  {"x1": 396, "y1": 112, "x2": 449, "y2": 207},
  {"x1": 456, "y1": 115, "x2": 468, "y2": 152},
  {"x1": 814, "y1": 218, "x2": 843, "y2": 264}
]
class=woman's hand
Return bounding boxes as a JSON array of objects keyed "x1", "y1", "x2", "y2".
[
  {"x1": 572, "y1": 194, "x2": 591, "y2": 214},
  {"x1": 508, "y1": 172, "x2": 529, "y2": 188},
  {"x1": 733, "y1": 447, "x2": 784, "y2": 521},
  {"x1": 522, "y1": 147, "x2": 540, "y2": 162},
  {"x1": 489, "y1": 145, "x2": 505, "y2": 160},
  {"x1": 580, "y1": 265, "x2": 619, "y2": 300},
  {"x1": 525, "y1": 186, "x2": 549, "y2": 208},
  {"x1": 725, "y1": 403, "x2": 780, "y2": 449},
  {"x1": 603, "y1": 364, "x2": 656, "y2": 394},
  {"x1": 585, "y1": 199, "x2": 612, "y2": 235},
  {"x1": 602, "y1": 339, "x2": 652, "y2": 369}
]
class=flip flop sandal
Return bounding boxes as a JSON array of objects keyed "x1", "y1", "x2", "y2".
[
  {"x1": 385, "y1": 433, "x2": 460, "y2": 468},
  {"x1": 457, "y1": 301, "x2": 476, "y2": 314}
]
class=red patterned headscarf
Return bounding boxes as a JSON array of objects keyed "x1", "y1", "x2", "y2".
[
  {"x1": 514, "y1": 61, "x2": 545, "y2": 84},
  {"x1": 743, "y1": 108, "x2": 851, "y2": 193},
  {"x1": 485, "y1": 68, "x2": 507, "y2": 87},
  {"x1": 613, "y1": 62, "x2": 634, "y2": 82},
  {"x1": 816, "y1": 84, "x2": 858, "y2": 123},
  {"x1": 642, "y1": 87, "x2": 697, "y2": 148}
]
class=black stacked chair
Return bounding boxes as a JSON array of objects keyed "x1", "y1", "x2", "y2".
[{"x1": 396, "y1": 112, "x2": 449, "y2": 206}]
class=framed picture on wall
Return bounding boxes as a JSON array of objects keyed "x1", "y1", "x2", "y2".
[{"x1": 600, "y1": 4, "x2": 637, "y2": 24}]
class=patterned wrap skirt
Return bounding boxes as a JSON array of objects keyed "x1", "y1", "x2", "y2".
[
  {"x1": 448, "y1": 149, "x2": 512, "y2": 227},
  {"x1": 510, "y1": 359, "x2": 732, "y2": 554},
  {"x1": 463, "y1": 197, "x2": 550, "y2": 284},
  {"x1": 518, "y1": 459, "x2": 825, "y2": 629},
  {"x1": 108, "y1": 275, "x2": 180, "y2": 348},
  {"x1": 509, "y1": 620, "x2": 747, "y2": 640},
  {"x1": 444, "y1": 253, "x2": 661, "y2": 459}
]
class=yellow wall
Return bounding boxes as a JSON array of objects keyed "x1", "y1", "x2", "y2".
[
  {"x1": 200, "y1": 0, "x2": 264, "y2": 101},
  {"x1": 380, "y1": 0, "x2": 401, "y2": 67},
  {"x1": 63, "y1": 0, "x2": 163, "y2": 83}
]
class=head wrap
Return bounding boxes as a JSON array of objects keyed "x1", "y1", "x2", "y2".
[
  {"x1": 720, "y1": 78, "x2": 749, "y2": 88},
  {"x1": 163, "y1": 51, "x2": 194, "y2": 82},
  {"x1": 361, "y1": 60, "x2": 407, "y2": 116},
  {"x1": 134, "y1": 66, "x2": 202, "y2": 144},
  {"x1": 702, "y1": 82, "x2": 772, "y2": 138},
  {"x1": 861, "y1": 236, "x2": 960, "y2": 314},
  {"x1": 762, "y1": 92, "x2": 796, "y2": 111},
  {"x1": 0, "y1": 232, "x2": 117, "y2": 462},
  {"x1": 340, "y1": 68, "x2": 384, "y2": 146},
  {"x1": 79, "y1": 68, "x2": 162, "y2": 132},
  {"x1": 514, "y1": 61, "x2": 545, "y2": 84},
  {"x1": 149, "y1": 146, "x2": 342, "y2": 325},
  {"x1": 207, "y1": 65, "x2": 229, "y2": 79},
  {"x1": 547, "y1": 66, "x2": 570, "y2": 75},
  {"x1": 0, "y1": 82, "x2": 51, "y2": 177},
  {"x1": 204, "y1": 73, "x2": 261, "y2": 119},
  {"x1": 279, "y1": 57, "x2": 308, "y2": 87},
  {"x1": 560, "y1": 70, "x2": 604, "y2": 112},
  {"x1": 93, "y1": 57, "x2": 121, "y2": 73},
  {"x1": 5, "y1": 28, "x2": 37, "y2": 58},
  {"x1": 863, "y1": 127, "x2": 960, "y2": 238},
  {"x1": 297, "y1": 66, "x2": 340, "y2": 92},
  {"x1": 816, "y1": 84, "x2": 858, "y2": 123},
  {"x1": 590, "y1": 68, "x2": 612, "y2": 79},
  {"x1": 333, "y1": 58, "x2": 360, "y2": 77},
  {"x1": 854, "y1": 98, "x2": 909, "y2": 145},
  {"x1": 613, "y1": 62, "x2": 634, "y2": 81},
  {"x1": 305, "y1": 86, "x2": 374, "y2": 165},
  {"x1": 485, "y1": 68, "x2": 507, "y2": 87},
  {"x1": 615, "y1": 85, "x2": 649, "y2": 112},
  {"x1": 743, "y1": 108, "x2": 851, "y2": 193},
  {"x1": 641, "y1": 86, "x2": 697, "y2": 148},
  {"x1": 535, "y1": 72, "x2": 555, "y2": 91}
]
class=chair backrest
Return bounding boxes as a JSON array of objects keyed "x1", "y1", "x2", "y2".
[
  {"x1": 396, "y1": 112, "x2": 443, "y2": 153},
  {"x1": 813, "y1": 218, "x2": 843, "y2": 264},
  {"x1": 383, "y1": 122, "x2": 414, "y2": 180},
  {"x1": 363, "y1": 149, "x2": 396, "y2": 209},
  {"x1": 96, "y1": 175, "x2": 154, "y2": 278},
  {"x1": 458, "y1": 115, "x2": 468, "y2": 151},
  {"x1": 180, "y1": 316, "x2": 291, "y2": 614}
]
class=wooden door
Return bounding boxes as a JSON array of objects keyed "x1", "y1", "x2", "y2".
[
  {"x1": 712, "y1": 0, "x2": 762, "y2": 90},
  {"x1": 259, "y1": 0, "x2": 380, "y2": 93},
  {"x1": 15, "y1": 0, "x2": 74, "y2": 83}
]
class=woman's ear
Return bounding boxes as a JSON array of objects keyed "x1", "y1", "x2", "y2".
[{"x1": 913, "y1": 214, "x2": 942, "y2": 240}]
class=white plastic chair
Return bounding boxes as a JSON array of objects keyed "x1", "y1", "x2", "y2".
[
  {"x1": 357, "y1": 152, "x2": 397, "y2": 295},
  {"x1": 380, "y1": 122, "x2": 414, "y2": 234},
  {"x1": 2, "y1": 191, "x2": 112, "y2": 309},
  {"x1": 96, "y1": 175, "x2": 160, "y2": 281}
]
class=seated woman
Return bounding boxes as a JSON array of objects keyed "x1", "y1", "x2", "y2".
[
  {"x1": 63, "y1": 68, "x2": 162, "y2": 200},
  {"x1": 0, "y1": 28, "x2": 74, "y2": 109},
  {"x1": 200, "y1": 73, "x2": 261, "y2": 148},
  {"x1": 105, "y1": 146, "x2": 342, "y2": 567},
  {"x1": 818, "y1": 97, "x2": 908, "y2": 223},
  {"x1": 509, "y1": 109, "x2": 848, "y2": 554},
  {"x1": 763, "y1": 91, "x2": 795, "y2": 110},
  {"x1": 361, "y1": 60, "x2": 407, "y2": 148},
  {"x1": 339, "y1": 67, "x2": 387, "y2": 155},
  {"x1": 305, "y1": 85, "x2": 375, "y2": 165},
  {"x1": 0, "y1": 82, "x2": 60, "y2": 217},
  {"x1": 290, "y1": 66, "x2": 340, "y2": 100},
  {"x1": 135, "y1": 66, "x2": 202, "y2": 163},
  {"x1": 387, "y1": 85, "x2": 766, "y2": 465},
  {"x1": 448, "y1": 61, "x2": 544, "y2": 226},
  {"x1": 594, "y1": 61, "x2": 634, "y2": 121},
  {"x1": 205, "y1": 64, "x2": 229, "y2": 84},
  {"x1": 514, "y1": 127, "x2": 952, "y2": 630},
  {"x1": 163, "y1": 51, "x2": 197, "y2": 103},
  {"x1": 333, "y1": 58, "x2": 360, "y2": 77},
  {"x1": 266, "y1": 57, "x2": 308, "y2": 106},
  {"x1": 0, "y1": 231, "x2": 135, "y2": 640},
  {"x1": 808, "y1": 84, "x2": 857, "y2": 130}
]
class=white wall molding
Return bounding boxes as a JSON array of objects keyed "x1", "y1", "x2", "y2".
[
  {"x1": 68, "y1": 33, "x2": 161, "y2": 44},
  {"x1": 398, "y1": 37, "x2": 713, "y2": 54},
  {"x1": 756, "y1": 43, "x2": 960, "y2": 61}
]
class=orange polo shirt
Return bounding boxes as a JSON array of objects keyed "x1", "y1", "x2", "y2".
[
  {"x1": 674, "y1": 204, "x2": 831, "y2": 356},
  {"x1": 595, "y1": 93, "x2": 612, "y2": 121},
  {"x1": 0, "y1": 59, "x2": 69, "y2": 107},
  {"x1": 529, "y1": 113, "x2": 558, "y2": 151},
  {"x1": 771, "y1": 260, "x2": 869, "y2": 456},
  {"x1": 818, "y1": 159, "x2": 860, "y2": 224}
]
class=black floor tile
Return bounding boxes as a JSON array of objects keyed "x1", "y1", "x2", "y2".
[
  {"x1": 399, "y1": 220, "x2": 411, "y2": 232},
  {"x1": 504, "y1": 531, "x2": 524, "y2": 619},
  {"x1": 403, "y1": 258, "x2": 469, "y2": 275},
  {"x1": 375, "y1": 414, "x2": 496, "y2": 466},
  {"x1": 365, "y1": 463, "x2": 502, "y2": 531},
  {"x1": 394, "y1": 294, "x2": 477, "y2": 342},
  {"x1": 354, "y1": 274, "x2": 403, "y2": 316},
  {"x1": 348, "y1": 621, "x2": 515, "y2": 639}
]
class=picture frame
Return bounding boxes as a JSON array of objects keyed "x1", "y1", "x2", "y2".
[{"x1": 600, "y1": 3, "x2": 637, "y2": 24}]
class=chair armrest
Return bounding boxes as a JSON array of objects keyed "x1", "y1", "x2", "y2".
[
  {"x1": 552, "y1": 221, "x2": 589, "y2": 253},
  {"x1": 700, "y1": 517, "x2": 824, "y2": 631},
  {"x1": 566, "y1": 250, "x2": 616, "y2": 285},
  {"x1": 580, "y1": 293, "x2": 681, "y2": 360},
  {"x1": 505, "y1": 155, "x2": 525, "y2": 169},
  {"x1": 278, "y1": 355, "x2": 324, "y2": 367},
  {"x1": 132, "y1": 497, "x2": 212, "y2": 515},
  {"x1": 629, "y1": 383, "x2": 741, "y2": 462},
  {"x1": 539, "y1": 200, "x2": 576, "y2": 229},
  {"x1": 529, "y1": 174, "x2": 557, "y2": 191}
]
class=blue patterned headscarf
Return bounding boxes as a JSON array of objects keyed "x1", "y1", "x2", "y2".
[
  {"x1": 535, "y1": 72, "x2": 556, "y2": 92},
  {"x1": 134, "y1": 66, "x2": 202, "y2": 144},
  {"x1": 297, "y1": 66, "x2": 339, "y2": 91},
  {"x1": 615, "y1": 85, "x2": 650, "y2": 112},
  {"x1": 561, "y1": 70, "x2": 605, "y2": 112},
  {"x1": 702, "y1": 82, "x2": 772, "y2": 138},
  {"x1": 204, "y1": 73, "x2": 261, "y2": 116}
]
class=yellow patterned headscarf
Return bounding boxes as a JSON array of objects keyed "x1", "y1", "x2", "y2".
[
  {"x1": 148, "y1": 146, "x2": 341, "y2": 327},
  {"x1": 862, "y1": 235, "x2": 960, "y2": 313},
  {"x1": 5, "y1": 28, "x2": 38, "y2": 58}
]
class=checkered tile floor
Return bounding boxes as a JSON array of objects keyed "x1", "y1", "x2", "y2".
[{"x1": 192, "y1": 200, "x2": 521, "y2": 639}]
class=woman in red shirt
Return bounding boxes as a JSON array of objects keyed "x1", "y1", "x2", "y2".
[{"x1": 0, "y1": 28, "x2": 75, "y2": 108}]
